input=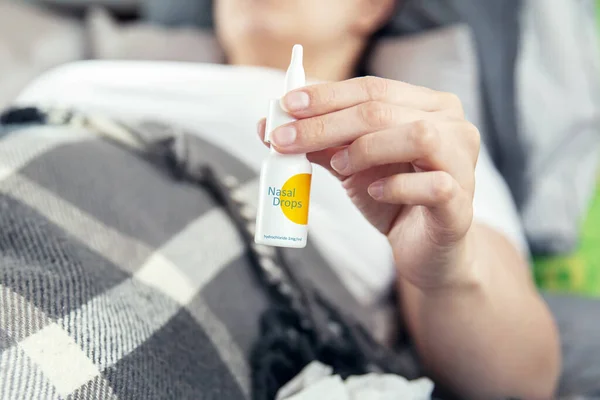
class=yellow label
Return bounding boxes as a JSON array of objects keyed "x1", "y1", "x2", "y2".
[{"x1": 279, "y1": 173, "x2": 311, "y2": 225}]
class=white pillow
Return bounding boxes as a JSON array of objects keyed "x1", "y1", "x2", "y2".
[
  {"x1": 0, "y1": 2, "x2": 85, "y2": 109},
  {"x1": 88, "y1": 7, "x2": 224, "y2": 63}
]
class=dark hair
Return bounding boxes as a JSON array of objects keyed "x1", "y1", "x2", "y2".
[{"x1": 378, "y1": 0, "x2": 411, "y2": 37}]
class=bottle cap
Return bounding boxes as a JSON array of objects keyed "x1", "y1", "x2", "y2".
[
  {"x1": 264, "y1": 99, "x2": 295, "y2": 145},
  {"x1": 285, "y1": 44, "x2": 305, "y2": 93},
  {"x1": 264, "y1": 44, "x2": 306, "y2": 149}
]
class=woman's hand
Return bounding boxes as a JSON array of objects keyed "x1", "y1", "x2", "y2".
[
  {"x1": 258, "y1": 77, "x2": 560, "y2": 398},
  {"x1": 258, "y1": 76, "x2": 480, "y2": 290}
]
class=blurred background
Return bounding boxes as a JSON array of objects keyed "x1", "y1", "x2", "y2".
[
  {"x1": 1, "y1": 0, "x2": 597, "y2": 110},
  {"x1": 0, "y1": 0, "x2": 212, "y2": 108},
  {"x1": 0, "y1": 0, "x2": 599, "y2": 296}
]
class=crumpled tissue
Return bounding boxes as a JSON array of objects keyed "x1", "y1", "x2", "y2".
[{"x1": 276, "y1": 361, "x2": 434, "y2": 400}]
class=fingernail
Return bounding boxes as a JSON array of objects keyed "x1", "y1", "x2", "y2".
[
  {"x1": 330, "y1": 149, "x2": 349, "y2": 173},
  {"x1": 368, "y1": 181, "x2": 385, "y2": 199},
  {"x1": 284, "y1": 91, "x2": 310, "y2": 111},
  {"x1": 272, "y1": 125, "x2": 297, "y2": 147},
  {"x1": 257, "y1": 119, "x2": 265, "y2": 136}
]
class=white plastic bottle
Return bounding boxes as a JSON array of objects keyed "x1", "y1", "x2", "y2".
[{"x1": 254, "y1": 44, "x2": 313, "y2": 248}]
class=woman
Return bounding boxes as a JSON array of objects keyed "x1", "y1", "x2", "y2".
[
  {"x1": 222, "y1": 0, "x2": 558, "y2": 397},
  {"x1": 0, "y1": 0, "x2": 561, "y2": 399}
]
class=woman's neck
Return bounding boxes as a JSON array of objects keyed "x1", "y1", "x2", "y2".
[{"x1": 227, "y1": 40, "x2": 365, "y2": 82}]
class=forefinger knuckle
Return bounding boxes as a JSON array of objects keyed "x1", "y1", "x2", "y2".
[
  {"x1": 439, "y1": 92, "x2": 464, "y2": 117},
  {"x1": 440, "y1": 92, "x2": 461, "y2": 108},
  {"x1": 360, "y1": 76, "x2": 389, "y2": 101},
  {"x1": 409, "y1": 120, "x2": 439, "y2": 157},
  {"x1": 359, "y1": 101, "x2": 394, "y2": 129},
  {"x1": 431, "y1": 171, "x2": 457, "y2": 203},
  {"x1": 464, "y1": 122, "x2": 481, "y2": 153}
]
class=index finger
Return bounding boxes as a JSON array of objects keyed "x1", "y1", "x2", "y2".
[{"x1": 282, "y1": 76, "x2": 462, "y2": 118}]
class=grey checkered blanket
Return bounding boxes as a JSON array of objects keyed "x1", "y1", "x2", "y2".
[{"x1": 0, "y1": 121, "x2": 374, "y2": 399}]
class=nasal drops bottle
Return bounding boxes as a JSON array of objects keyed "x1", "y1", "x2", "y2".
[{"x1": 254, "y1": 44, "x2": 312, "y2": 248}]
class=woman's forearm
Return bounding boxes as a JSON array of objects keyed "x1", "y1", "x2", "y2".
[{"x1": 399, "y1": 223, "x2": 560, "y2": 399}]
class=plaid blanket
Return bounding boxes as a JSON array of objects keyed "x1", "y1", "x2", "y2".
[{"x1": 0, "y1": 120, "x2": 374, "y2": 399}]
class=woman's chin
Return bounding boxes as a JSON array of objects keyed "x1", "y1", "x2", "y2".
[{"x1": 241, "y1": 18, "x2": 289, "y2": 37}]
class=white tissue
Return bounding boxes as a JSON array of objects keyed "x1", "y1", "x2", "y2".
[
  {"x1": 346, "y1": 374, "x2": 434, "y2": 400},
  {"x1": 276, "y1": 361, "x2": 434, "y2": 400},
  {"x1": 275, "y1": 362, "x2": 334, "y2": 400}
]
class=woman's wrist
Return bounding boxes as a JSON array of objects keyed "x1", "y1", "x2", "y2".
[{"x1": 395, "y1": 228, "x2": 484, "y2": 296}]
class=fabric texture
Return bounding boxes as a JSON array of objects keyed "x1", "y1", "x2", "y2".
[
  {"x1": 1, "y1": 120, "x2": 600, "y2": 399},
  {"x1": 0, "y1": 120, "x2": 380, "y2": 399},
  {"x1": 0, "y1": 107, "x2": 600, "y2": 399}
]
